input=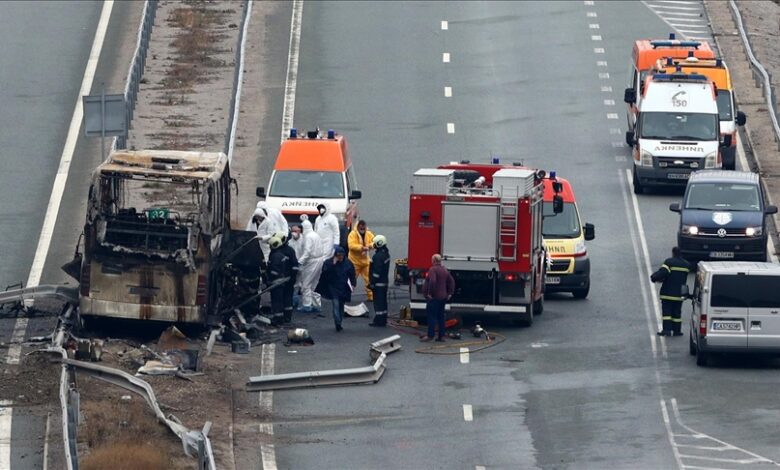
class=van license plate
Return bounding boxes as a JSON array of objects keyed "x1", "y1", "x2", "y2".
[
  {"x1": 710, "y1": 251, "x2": 735, "y2": 259},
  {"x1": 667, "y1": 173, "x2": 689, "y2": 180},
  {"x1": 545, "y1": 276, "x2": 561, "y2": 285},
  {"x1": 712, "y1": 321, "x2": 742, "y2": 331}
]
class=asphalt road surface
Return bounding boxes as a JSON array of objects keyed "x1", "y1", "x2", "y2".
[
  {"x1": 0, "y1": 2, "x2": 142, "y2": 469},
  {"x1": 262, "y1": 1, "x2": 780, "y2": 469}
]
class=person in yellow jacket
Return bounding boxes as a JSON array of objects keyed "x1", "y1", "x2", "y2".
[{"x1": 347, "y1": 220, "x2": 374, "y2": 301}]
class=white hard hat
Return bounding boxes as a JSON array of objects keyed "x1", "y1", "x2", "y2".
[
  {"x1": 374, "y1": 235, "x2": 387, "y2": 248},
  {"x1": 269, "y1": 235, "x2": 283, "y2": 249}
]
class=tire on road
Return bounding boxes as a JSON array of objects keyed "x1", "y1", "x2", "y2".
[{"x1": 572, "y1": 282, "x2": 590, "y2": 299}]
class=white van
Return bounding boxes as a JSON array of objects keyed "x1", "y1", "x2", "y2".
[{"x1": 690, "y1": 262, "x2": 780, "y2": 366}]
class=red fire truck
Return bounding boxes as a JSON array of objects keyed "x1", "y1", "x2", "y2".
[{"x1": 406, "y1": 162, "x2": 558, "y2": 326}]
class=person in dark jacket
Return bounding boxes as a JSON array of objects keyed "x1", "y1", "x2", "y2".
[
  {"x1": 421, "y1": 254, "x2": 455, "y2": 342},
  {"x1": 266, "y1": 235, "x2": 293, "y2": 326},
  {"x1": 274, "y1": 231, "x2": 299, "y2": 324},
  {"x1": 368, "y1": 235, "x2": 390, "y2": 327},
  {"x1": 317, "y1": 245, "x2": 356, "y2": 332},
  {"x1": 650, "y1": 246, "x2": 692, "y2": 337}
]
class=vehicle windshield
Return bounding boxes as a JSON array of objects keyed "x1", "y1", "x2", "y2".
[
  {"x1": 543, "y1": 202, "x2": 581, "y2": 238},
  {"x1": 716, "y1": 90, "x2": 733, "y2": 121},
  {"x1": 269, "y1": 170, "x2": 345, "y2": 198},
  {"x1": 639, "y1": 112, "x2": 718, "y2": 141},
  {"x1": 684, "y1": 182, "x2": 761, "y2": 211}
]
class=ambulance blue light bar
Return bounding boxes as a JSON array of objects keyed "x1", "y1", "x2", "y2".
[
  {"x1": 290, "y1": 128, "x2": 298, "y2": 138},
  {"x1": 327, "y1": 129, "x2": 335, "y2": 139},
  {"x1": 652, "y1": 73, "x2": 709, "y2": 82},
  {"x1": 650, "y1": 40, "x2": 701, "y2": 49}
]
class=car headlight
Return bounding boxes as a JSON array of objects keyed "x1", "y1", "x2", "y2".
[
  {"x1": 573, "y1": 240, "x2": 587, "y2": 256},
  {"x1": 704, "y1": 151, "x2": 719, "y2": 169},
  {"x1": 682, "y1": 225, "x2": 699, "y2": 235},
  {"x1": 640, "y1": 150, "x2": 653, "y2": 167},
  {"x1": 746, "y1": 226, "x2": 763, "y2": 236}
]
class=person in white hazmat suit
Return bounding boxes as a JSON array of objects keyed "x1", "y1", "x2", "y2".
[
  {"x1": 297, "y1": 217, "x2": 326, "y2": 312},
  {"x1": 314, "y1": 202, "x2": 340, "y2": 258},
  {"x1": 254, "y1": 201, "x2": 288, "y2": 235},
  {"x1": 247, "y1": 207, "x2": 281, "y2": 263}
]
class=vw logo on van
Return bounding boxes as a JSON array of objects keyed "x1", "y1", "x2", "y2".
[
  {"x1": 717, "y1": 228, "x2": 727, "y2": 238},
  {"x1": 712, "y1": 212, "x2": 732, "y2": 226}
]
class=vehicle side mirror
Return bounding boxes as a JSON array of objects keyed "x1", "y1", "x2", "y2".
[
  {"x1": 584, "y1": 223, "x2": 595, "y2": 241},
  {"x1": 765, "y1": 205, "x2": 778, "y2": 215},
  {"x1": 669, "y1": 202, "x2": 681, "y2": 213},
  {"x1": 256, "y1": 186, "x2": 265, "y2": 198},
  {"x1": 721, "y1": 134, "x2": 732, "y2": 148},
  {"x1": 625, "y1": 130, "x2": 636, "y2": 147},
  {"x1": 350, "y1": 190, "x2": 362, "y2": 200},
  {"x1": 553, "y1": 195, "x2": 564, "y2": 214},
  {"x1": 624, "y1": 87, "x2": 636, "y2": 104},
  {"x1": 736, "y1": 111, "x2": 747, "y2": 126}
]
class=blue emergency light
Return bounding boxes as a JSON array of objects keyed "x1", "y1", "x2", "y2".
[
  {"x1": 666, "y1": 57, "x2": 674, "y2": 66},
  {"x1": 550, "y1": 171, "x2": 557, "y2": 180},
  {"x1": 716, "y1": 58, "x2": 723, "y2": 67},
  {"x1": 290, "y1": 128, "x2": 298, "y2": 138},
  {"x1": 327, "y1": 129, "x2": 335, "y2": 139},
  {"x1": 491, "y1": 157, "x2": 500, "y2": 164},
  {"x1": 669, "y1": 33, "x2": 676, "y2": 40}
]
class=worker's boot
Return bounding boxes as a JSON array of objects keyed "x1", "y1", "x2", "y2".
[
  {"x1": 283, "y1": 308, "x2": 293, "y2": 325},
  {"x1": 369, "y1": 313, "x2": 387, "y2": 327}
]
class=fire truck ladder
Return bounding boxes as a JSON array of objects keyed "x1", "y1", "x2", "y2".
[{"x1": 499, "y1": 186, "x2": 519, "y2": 261}]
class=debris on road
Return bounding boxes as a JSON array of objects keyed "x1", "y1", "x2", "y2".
[
  {"x1": 286, "y1": 328, "x2": 314, "y2": 346},
  {"x1": 344, "y1": 302, "x2": 369, "y2": 317},
  {"x1": 246, "y1": 352, "x2": 388, "y2": 392},
  {"x1": 370, "y1": 335, "x2": 401, "y2": 361}
]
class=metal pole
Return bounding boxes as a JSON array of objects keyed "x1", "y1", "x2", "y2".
[{"x1": 100, "y1": 83, "x2": 106, "y2": 161}]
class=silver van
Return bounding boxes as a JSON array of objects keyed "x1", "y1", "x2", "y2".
[{"x1": 690, "y1": 261, "x2": 780, "y2": 366}]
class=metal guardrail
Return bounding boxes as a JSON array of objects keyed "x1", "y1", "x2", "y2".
[
  {"x1": 0, "y1": 284, "x2": 78, "y2": 307},
  {"x1": 51, "y1": 305, "x2": 78, "y2": 470},
  {"x1": 224, "y1": 0, "x2": 254, "y2": 161},
  {"x1": 247, "y1": 352, "x2": 388, "y2": 391},
  {"x1": 114, "y1": 0, "x2": 158, "y2": 151},
  {"x1": 60, "y1": 357, "x2": 217, "y2": 470},
  {"x1": 729, "y1": 0, "x2": 780, "y2": 150}
]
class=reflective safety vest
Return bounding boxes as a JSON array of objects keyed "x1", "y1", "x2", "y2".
[{"x1": 650, "y1": 256, "x2": 692, "y2": 301}]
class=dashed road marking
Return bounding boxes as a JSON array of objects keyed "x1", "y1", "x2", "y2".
[
  {"x1": 460, "y1": 347, "x2": 469, "y2": 364},
  {"x1": 447, "y1": 122, "x2": 455, "y2": 134},
  {"x1": 612, "y1": 142, "x2": 624, "y2": 148},
  {"x1": 586, "y1": 11, "x2": 597, "y2": 17},
  {"x1": 604, "y1": 99, "x2": 615, "y2": 106},
  {"x1": 615, "y1": 155, "x2": 627, "y2": 162},
  {"x1": 281, "y1": 0, "x2": 304, "y2": 142},
  {"x1": 601, "y1": 86, "x2": 613, "y2": 92},
  {"x1": 443, "y1": 52, "x2": 451, "y2": 63},
  {"x1": 591, "y1": 35, "x2": 602, "y2": 41},
  {"x1": 0, "y1": 400, "x2": 12, "y2": 470},
  {"x1": 444, "y1": 86, "x2": 452, "y2": 97},
  {"x1": 594, "y1": 47, "x2": 605, "y2": 53},
  {"x1": 589, "y1": 23, "x2": 600, "y2": 29},
  {"x1": 42, "y1": 412, "x2": 50, "y2": 470},
  {"x1": 599, "y1": 72, "x2": 610, "y2": 79},
  {"x1": 584, "y1": 0, "x2": 594, "y2": 5},
  {"x1": 441, "y1": 20, "x2": 448, "y2": 30},
  {"x1": 476, "y1": 467, "x2": 486, "y2": 470},
  {"x1": 607, "y1": 113, "x2": 618, "y2": 119},
  {"x1": 609, "y1": 127, "x2": 622, "y2": 134},
  {"x1": 597, "y1": 60, "x2": 608, "y2": 67},
  {"x1": 259, "y1": 344, "x2": 278, "y2": 470},
  {"x1": 463, "y1": 404, "x2": 473, "y2": 422}
]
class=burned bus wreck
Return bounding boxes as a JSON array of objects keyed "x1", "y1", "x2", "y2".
[{"x1": 66, "y1": 150, "x2": 261, "y2": 326}]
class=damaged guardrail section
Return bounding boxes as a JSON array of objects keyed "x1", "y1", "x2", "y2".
[{"x1": 247, "y1": 352, "x2": 388, "y2": 392}]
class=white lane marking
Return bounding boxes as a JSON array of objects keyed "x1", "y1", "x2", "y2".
[
  {"x1": 259, "y1": 343, "x2": 277, "y2": 470},
  {"x1": 589, "y1": 23, "x2": 600, "y2": 29},
  {"x1": 607, "y1": 113, "x2": 618, "y2": 119},
  {"x1": 609, "y1": 128, "x2": 622, "y2": 135},
  {"x1": 591, "y1": 35, "x2": 602, "y2": 41},
  {"x1": 475, "y1": 467, "x2": 486, "y2": 470},
  {"x1": 586, "y1": 11, "x2": 597, "y2": 17},
  {"x1": 612, "y1": 142, "x2": 623, "y2": 148},
  {"x1": 441, "y1": 20, "x2": 448, "y2": 30},
  {"x1": 597, "y1": 60, "x2": 608, "y2": 67},
  {"x1": 227, "y1": 0, "x2": 254, "y2": 162},
  {"x1": 660, "y1": 399, "x2": 686, "y2": 469},
  {"x1": 648, "y1": 4, "x2": 700, "y2": 11},
  {"x1": 623, "y1": 169, "x2": 663, "y2": 330},
  {"x1": 619, "y1": 169, "x2": 662, "y2": 357},
  {"x1": 281, "y1": 0, "x2": 304, "y2": 142},
  {"x1": 583, "y1": 0, "x2": 594, "y2": 5},
  {"x1": 460, "y1": 347, "x2": 469, "y2": 364},
  {"x1": 20, "y1": 0, "x2": 114, "y2": 324},
  {"x1": 669, "y1": 398, "x2": 779, "y2": 466},
  {"x1": 657, "y1": 10, "x2": 705, "y2": 17},
  {"x1": 654, "y1": 0, "x2": 699, "y2": 4},
  {"x1": 0, "y1": 401, "x2": 12, "y2": 470},
  {"x1": 665, "y1": 17, "x2": 707, "y2": 23},
  {"x1": 674, "y1": 28, "x2": 709, "y2": 34},
  {"x1": 5, "y1": 318, "x2": 28, "y2": 365},
  {"x1": 601, "y1": 86, "x2": 613, "y2": 92},
  {"x1": 736, "y1": 136, "x2": 778, "y2": 262},
  {"x1": 463, "y1": 404, "x2": 473, "y2": 422},
  {"x1": 444, "y1": 86, "x2": 452, "y2": 98},
  {"x1": 599, "y1": 72, "x2": 610, "y2": 79},
  {"x1": 443, "y1": 52, "x2": 451, "y2": 63},
  {"x1": 659, "y1": 335, "x2": 668, "y2": 359},
  {"x1": 42, "y1": 412, "x2": 50, "y2": 470},
  {"x1": 447, "y1": 123, "x2": 455, "y2": 134},
  {"x1": 604, "y1": 99, "x2": 615, "y2": 106},
  {"x1": 594, "y1": 47, "x2": 605, "y2": 53}
]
